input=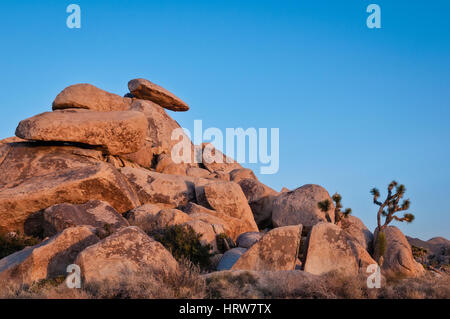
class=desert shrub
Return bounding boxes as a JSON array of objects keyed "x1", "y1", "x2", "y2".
[
  {"x1": 0, "y1": 231, "x2": 40, "y2": 259},
  {"x1": 149, "y1": 224, "x2": 213, "y2": 269},
  {"x1": 215, "y1": 233, "x2": 235, "y2": 253},
  {"x1": 1, "y1": 267, "x2": 449, "y2": 299},
  {"x1": 205, "y1": 271, "x2": 261, "y2": 299}
]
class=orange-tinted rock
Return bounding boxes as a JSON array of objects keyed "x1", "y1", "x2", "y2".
[
  {"x1": 128, "y1": 78, "x2": 189, "y2": 112},
  {"x1": 53, "y1": 83, "x2": 132, "y2": 111},
  {"x1": 16, "y1": 109, "x2": 148, "y2": 155},
  {"x1": 0, "y1": 143, "x2": 140, "y2": 233}
]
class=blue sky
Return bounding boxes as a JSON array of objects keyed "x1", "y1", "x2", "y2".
[{"x1": 0, "y1": 1, "x2": 449, "y2": 239}]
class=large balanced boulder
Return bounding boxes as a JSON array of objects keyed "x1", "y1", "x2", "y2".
[
  {"x1": 375, "y1": 226, "x2": 425, "y2": 278},
  {"x1": 128, "y1": 78, "x2": 189, "y2": 112},
  {"x1": 303, "y1": 222, "x2": 376, "y2": 276},
  {"x1": 272, "y1": 184, "x2": 335, "y2": 228},
  {"x1": 0, "y1": 226, "x2": 99, "y2": 286},
  {"x1": 231, "y1": 225, "x2": 302, "y2": 271},
  {"x1": 15, "y1": 109, "x2": 148, "y2": 155},
  {"x1": 75, "y1": 226, "x2": 178, "y2": 285},
  {"x1": 41, "y1": 200, "x2": 129, "y2": 237},
  {"x1": 53, "y1": 83, "x2": 132, "y2": 111},
  {"x1": 120, "y1": 167, "x2": 208, "y2": 209},
  {"x1": 340, "y1": 216, "x2": 374, "y2": 251},
  {"x1": 195, "y1": 181, "x2": 258, "y2": 235},
  {"x1": 0, "y1": 143, "x2": 140, "y2": 233}
]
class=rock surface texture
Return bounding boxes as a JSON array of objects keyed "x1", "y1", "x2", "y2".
[
  {"x1": 303, "y1": 222, "x2": 376, "y2": 276},
  {"x1": 232, "y1": 225, "x2": 302, "y2": 271},
  {"x1": 128, "y1": 78, "x2": 189, "y2": 112},
  {"x1": 0, "y1": 226, "x2": 99, "y2": 285},
  {"x1": 75, "y1": 227, "x2": 178, "y2": 284},
  {"x1": 272, "y1": 184, "x2": 335, "y2": 228},
  {"x1": 0, "y1": 144, "x2": 140, "y2": 233},
  {"x1": 16, "y1": 109, "x2": 148, "y2": 155},
  {"x1": 376, "y1": 226, "x2": 425, "y2": 278}
]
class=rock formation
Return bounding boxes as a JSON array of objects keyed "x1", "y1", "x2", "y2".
[{"x1": 0, "y1": 77, "x2": 430, "y2": 291}]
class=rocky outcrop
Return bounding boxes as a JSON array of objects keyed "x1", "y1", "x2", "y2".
[
  {"x1": 0, "y1": 226, "x2": 99, "y2": 285},
  {"x1": 407, "y1": 236, "x2": 450, "y2": 271},
  {"x1": 231, "y1": 226, "x2": 302, "y2": 271},
  {"x1": 229, "y1": 168, "x2": 257, "y2": 183},
  {"x1": 154, "y1": 153, "x2": 192, "y2": 176},
  {"x1": 125, "y1": 204, "x2": 226, "y2": 253},
  {"x1": 16, "y1": 110, "x2": 148, "y2": 155},
  {"x1": 186, "y1": 167, "x2": 213, "y2": 178},
  {"x1": 195, "y1": 181, "x2": 259, "y2": 235},
  {"x1": 126, "y1": 203, "x2": 163, "y2": 231},
  {"x1": 201, "y1": 143, "x2": 243, "y2": 175},
  {"x1": 184, "y1": 202, "x2": 246, "y2": 241},
  {"x1": 53, "y1": 83, "x2": 132, "y2": 111},
  {"x1": 303, "y1": 222, "x2": 376, "y2": 276},
  {"x1": 125, "y1": 99, "x2": 193, "y2": 168},
  {"x1": 147, "y1": 209, "x2": 192, "y2": 231},
  {"x1": 376, "y1": 226, "x2": 425, "y2": 278},
  {"x1": 340, "y1": 215, "x2": 374, "y2": 251},
  {"x1": 272, "y1": 184, "x2": 335, "y2": 228},
  {"x1": 41, "y1": 200, "x2": 129, "y2": 237},
  {"x1": 128, "y1": 78, "x2": 189, "y2": 112},
  {"x1": 0, "y1": 144, "x2": 140, "y2": 233},
  {"x1": 185, "y1": 219, "x2": 225, "y2": 253},
  {"x1": 120, "y1": 167, "x2": 208, "y2": 209},
  {"x1": 237, "y1": 178, "x2": 278, "y2": 228},
  {"x1": 75, "y1": 226, "x2": 178, "y2": 285}
]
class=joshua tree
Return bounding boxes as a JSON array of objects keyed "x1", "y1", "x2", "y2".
[
  {"x1": 318, "y1": 193, "x2": 352, "y2": 224},
  {"x1": 371, "y1": 181, "x2": 414, "y2": 264},
  {"x1": 371, "y1": 180, "x2": 414, "y2": 233}
]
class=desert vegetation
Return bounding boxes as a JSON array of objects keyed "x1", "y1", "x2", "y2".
[
  {"x1": 1, "y1": 265, "x2": 448, "y2": 299},
  {"x1": 0, "y1": 232, "x2": 40, "y2": 259},
  {"x1": 318, "y1": 193, "x2": 352, "y2": 224}
]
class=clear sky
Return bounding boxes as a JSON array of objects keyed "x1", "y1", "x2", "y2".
[{"x1": 0, "y1": 1, "x2": 449, "y2": 240}]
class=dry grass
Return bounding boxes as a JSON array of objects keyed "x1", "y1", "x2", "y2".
[{"x1": 1, "y1": 267, "x2": 449, "y2": 299}]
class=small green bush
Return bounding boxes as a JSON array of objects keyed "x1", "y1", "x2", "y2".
[
  {"x1": 0, "y1": 231, "x2": 40, "y2": 259},
  {"x1": 149, "y1": 225, "x2": 213, "y2": 269}
]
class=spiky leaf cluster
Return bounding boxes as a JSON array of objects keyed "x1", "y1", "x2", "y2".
[
  {"x1": 318, "y1": 193, "x2": 352, "y2": 224},
  {"x1": 371, "y1": 180, "x2": 415, "y2": 231}
]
